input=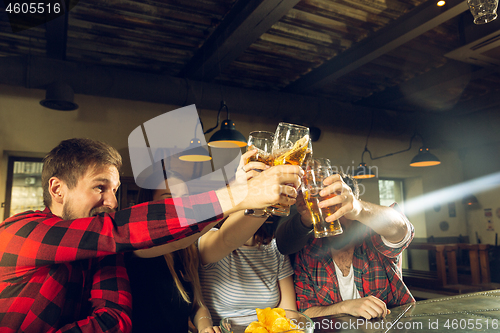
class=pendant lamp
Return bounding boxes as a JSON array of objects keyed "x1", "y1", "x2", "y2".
[
  {"x1": 40, "y1": 82, "x2": 79, "y2": 111},
  {"x1": 205, "y1": 101, "x2": 247, "y2": 148}
]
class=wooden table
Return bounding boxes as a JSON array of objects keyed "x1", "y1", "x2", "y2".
[{"x1": 311, "y1": 290, "x2": 500, "y2": 332}]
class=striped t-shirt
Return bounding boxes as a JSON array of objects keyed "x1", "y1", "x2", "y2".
[{"x1": 199, "y1": 237, "x2": 293, "y2": 325}]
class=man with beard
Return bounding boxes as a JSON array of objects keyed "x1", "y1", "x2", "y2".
[
  {"x1": 0, "y1": 138, "x2": 302, "y2": 333},
  {"x1": 275, "y1": 173, "x2": 415, "y2": 320}
]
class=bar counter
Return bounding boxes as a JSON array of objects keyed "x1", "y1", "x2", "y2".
[{"x1": 310, "y1": 290, "x2": 500, "y2": 332}]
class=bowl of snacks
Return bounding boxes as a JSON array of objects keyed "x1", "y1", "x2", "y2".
[{"x1": 220, "y1": 307, "x2": 314, "y2": 333}]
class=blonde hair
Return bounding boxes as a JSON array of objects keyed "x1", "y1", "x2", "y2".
[{"x1": 163, "y1": 243, "x2": 203, "y2": 308}]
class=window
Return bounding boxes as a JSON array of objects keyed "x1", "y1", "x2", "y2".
[
  {"x1": 4, "y1": 157, "x2": 44, "y2": 220},
  {"x1": 378, "y1": 179, "x2": 404, "y2": 208}
]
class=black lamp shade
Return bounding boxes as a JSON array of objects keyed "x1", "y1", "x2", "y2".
[
  {"x1": 179, "y1": 138, "x2": 212, "y2": 162},
  {"x1": 463, "y1": 194, "x2": 479, "y2": 206},
  {"x1": 410, "y1": 147, "x2": 441, "y2": 167},
  {"x1": 353, "y1": 163, "x2": 376, "y2": 179},
  {"x1": 40, "y1": 82, "x2": 79, "y2": 111},
  {"x1": 208, "y1": 119, "x2": 247, "y2": 148}
]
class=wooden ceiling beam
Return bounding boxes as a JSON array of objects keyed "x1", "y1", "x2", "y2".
[
  {"x1": 178, "y1": 0, "x2": 301, "y2": 81},
  {"x1": 285, "y1": 0, "x2": 469, "y2": 93},
  {"x1": 0, "y1": 55, "x2": 415, "y2": 137},
  {"x1": 44, "y1": 0, "x2": 70, "y2": 60}
]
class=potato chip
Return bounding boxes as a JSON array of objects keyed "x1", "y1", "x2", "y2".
[
  {"x1": 270, "y1": 317, "x2": 290, "y2": 333},
  {"x1": 248, "y1": 307, "x2": 296, "y2": 333},
  {"x1": 272, "y1": 308, "x2": 286, "y2": 318},
  {"x1": 245, "y1": 321, "x2": 266, "y2": 333},
  {"x1": 253, "y1": 327, "x2": 270, "y2": 333}
]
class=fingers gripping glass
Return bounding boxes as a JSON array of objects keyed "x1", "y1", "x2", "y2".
[
  {"x1": 302, "y1": 158, "x2": 343, "y2": 238},
  {"x1": 244, "y1": 131, "x2": 274, "y2": 217},
  {"x1": 267, "y1": 122, "x2": 310, "y2": 217}
]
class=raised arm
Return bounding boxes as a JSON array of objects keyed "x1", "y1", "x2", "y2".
[
  {"x1": 134, "y1": 150, "x2": 302, "y2": 259},
  {"x1": 275, "y1": 194, "x2": 313, "y2": 255},
  {"x1": 198, "y1": 211, "x2": 267, "y2": 264},
  {"x1": 317, "y1": 174, "x2": 408, "y2": 243}
]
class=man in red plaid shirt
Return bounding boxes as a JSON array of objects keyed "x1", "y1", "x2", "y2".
[
  {"x1": 276, "y1": 173, "x2": 415, "y2": 320},
  {"x1": 0, "y1": 138, "x2": 302, "y2": 333}
]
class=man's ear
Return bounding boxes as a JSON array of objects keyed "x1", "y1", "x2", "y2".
[{"x1": 48, "y1": 177, "x2": 65, "y2": 204}]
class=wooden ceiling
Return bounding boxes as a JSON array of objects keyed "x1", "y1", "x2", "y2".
[{"x1": 1, "y1": 0, "x2": 500, "y2": 149}]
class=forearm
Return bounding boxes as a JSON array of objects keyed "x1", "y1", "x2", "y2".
[
  {"x1": 220, "y1": 211, "x2": 267, "y2": 248},
  {"x1": 355, "y1": 201, "x2": 408, "y2": 243},
  {"x1": 304, "y1": 297, "x2": 389, "y2": 320},
  {"x1": 303, "y1": 303, "x2": 345, "y2": 318},
  {"x1": 215, "y1": 186, "x2": 242, "y2": 217},
  {"x1": 133, "y1": 220, "x2": 219, "y2": 258},
  {"x1": 194, "y1": 306, "x2": 213, "y2": 332},
  {"x1": 275, "y1": 213, "x2": 313, "y2": 255},
  {"x1": 199, "y1": 211, "x2": 267, "y2": 264},
  {"x1": 277, "y1": 276, "x2": 297, "y2": 311},
  {"x1": 0, "y1": 192, "x2": 224, "y2": 266}
]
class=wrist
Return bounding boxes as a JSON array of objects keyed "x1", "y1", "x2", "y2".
[
  {"x1": 197, "y1": 316, "x2": 213, "y2": 330},
  {"x1": 337, "y1": 300, "x2": 348, "y2": 315},
  {"x1": 346, "y1": 198, "x2": 366, "y2": 221},
  {"x1": 215, "y1": 186, "x2": 240, "y2": 217}
]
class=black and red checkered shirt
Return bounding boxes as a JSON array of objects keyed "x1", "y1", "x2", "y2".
[
  {"x1": 0, "y1": 191, "x2": 223, "y2": 333},
  {"x1": 294, "y1": 220, "x2": 415, "y2": 312}
]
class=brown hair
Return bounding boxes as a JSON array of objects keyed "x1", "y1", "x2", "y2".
[
  {"x1": 42, "y1": 138, "x2": 122, "y2": 207},
  {"x1": 253, "y1": 215, "x2": 279, "y2": 247},
  {"x1": 164, "y1": 245, "x2": 203, "y2": 308}
]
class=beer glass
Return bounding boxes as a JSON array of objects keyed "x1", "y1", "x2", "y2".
[
  {"x1": 302, "y1": 139, "x2": 313, "y2": 169},
  {"x1": 468, "y1": 0, "x2": 498, "y2": 24},
  {"x1": 302, "y1": 158, "x2": 343, "y2": 238},
  {"x1": 268, "y1": 122, "x2": 310, "y2": 216},
  {"x1": 244, "y1": 131, "x2": 274, "y2": 217},
  {"x1": 246, "y1": 131, "x2": 274, "y2": 165}
]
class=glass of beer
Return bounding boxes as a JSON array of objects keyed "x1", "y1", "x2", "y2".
[
  {"x1": 268, "y1": 122, "x2": 310, "y2": 216},
  {"x1": 302, "y1": 158, "x2": 343, "y2": 238},
  {"x1": 244, "y1": 131, "x2": 274, "y2": 217},
  {"x1": 302, "y1": 139, "x2": 313, "y2": 170}
]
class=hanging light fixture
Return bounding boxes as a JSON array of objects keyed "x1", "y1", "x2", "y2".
[
  {"x1": 40, "y1": 81, "x2": 79, "y2": 111},
  {"x1": 179, "y1": 138, "x2": 212, "y2": 162},
  {"x1": 410, "y1": 146, "x2": 441, "y2": 167},
  {"x1": 462, "y1": 194, "x2": 479, "y2": 207},
  {"x1": 204, "y1": 101, "x2": 247, "y2": 148},
  {"x1": 353, "y1": 148, "x2": 376, "y2": 179},
  {"x1": 353, "y1": 120, "x2": 441, "y2": 179},
  {"x1": 179, "y1": 120, "x2": 212, "y2": 162}
]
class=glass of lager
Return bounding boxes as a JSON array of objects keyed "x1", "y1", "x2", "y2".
[
  {"x1": 244, "y1": 131, "x2": 274, "y2": 217},
  {"x1": 269, "y1": 122, "x2": 310, "y2": 216},
  {"x1": 302, "y1": 158, "x2": 343, "y2": 238}
]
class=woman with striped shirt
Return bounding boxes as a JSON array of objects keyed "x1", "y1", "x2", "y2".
[{"x1": 198, "y1": 152, "x2": 298, "y2": 326}]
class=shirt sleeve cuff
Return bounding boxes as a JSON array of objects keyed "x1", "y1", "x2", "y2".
[{"x1": 172, "y1": 191, "x2": 224, "y2": 227}]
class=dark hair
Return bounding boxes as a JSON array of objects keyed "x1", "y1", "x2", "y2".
[
  {"x1": 253, "y1": 214, "x2": 280, "y2": 247},
  {"x1": 42, "y1": 138, "x2": 122, "y2": 207}
]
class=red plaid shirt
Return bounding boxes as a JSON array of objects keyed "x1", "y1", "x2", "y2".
[
  {"x1": 0, "y1": 192, "x2": 222, "y2": 333},
  {"x1": 294, "y1": 221, "x2": 415, "y2": 312}
]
